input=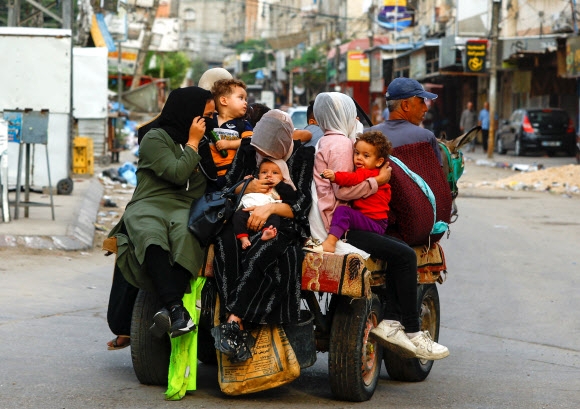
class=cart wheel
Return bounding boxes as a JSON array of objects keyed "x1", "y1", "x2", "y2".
[
  {"x1": 56, "y1": 178, "x2": 74, "y2": 195},
  {"x1": 383, "y1": 284, "x2": 440, "y2": 382},
  {"x1": 130, "y1": 289, "x2": 171, "y2": 386},
  {"x1": 329, "y1": 294, "x2": 383, "y2": 402}
]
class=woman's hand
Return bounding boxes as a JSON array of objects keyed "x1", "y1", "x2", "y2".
[
  {"x1": 375, "y1": 163, "x2": 392, "y2": 186},
  {"x1": 244, "y1": 204, "x2": 273, "y2": 231},
  {"x1": 187, "y1": 116, "x2": 206, "y2": 146}
]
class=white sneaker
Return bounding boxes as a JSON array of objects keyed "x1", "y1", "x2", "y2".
[
  {"x1": 410, "y1": 331, "x2": 450, "y2": 360},
  {"x1": 370, "y1": 320, "x2": 417, "y2": 358}
]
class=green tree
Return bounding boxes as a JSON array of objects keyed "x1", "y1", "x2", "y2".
[
  {"x1": 144, "y1": 51, "x2": 191, "y2": 89},
  {"x1": 235, "y1": 39, "x2": 272, "y2": 85},
  {"x1": 287, "y1": 46, "x2": 327, "y2": 102}
]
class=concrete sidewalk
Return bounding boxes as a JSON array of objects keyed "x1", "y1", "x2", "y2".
[{"x1": 0, "y1": 175, "x2": 104, "y2": 250}]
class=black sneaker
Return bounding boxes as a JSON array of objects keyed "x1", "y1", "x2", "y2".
[
  {"x1": 169, "y1": 305, "x2": 196, "y2": 338},
  {"x1": 210, "y1": 322, "x2": 255, "y2": 363},
  {"x1": 150, "y1": 307, "x2": 171, "y2": 338}
]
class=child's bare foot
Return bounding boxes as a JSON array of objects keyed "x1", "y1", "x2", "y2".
[
  {"x1": 261, "y1": 226, "x2": 277, "y2": 241},
  {"x1": 240, "y1": 237, "x2": 251, "y2": 249}
]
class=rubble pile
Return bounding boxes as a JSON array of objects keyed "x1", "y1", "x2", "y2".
[{"x1": 475, "y1": 164, "x2": 580, "y2": 195}]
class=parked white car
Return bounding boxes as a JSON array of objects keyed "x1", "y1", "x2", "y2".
[{"x1": 286, "y1": 106, "x2": 308, "y2": 129}]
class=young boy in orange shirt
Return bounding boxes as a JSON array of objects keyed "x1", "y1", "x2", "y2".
[{"x1": 210, "y1": 79, "x2": 254, "y2": 188}]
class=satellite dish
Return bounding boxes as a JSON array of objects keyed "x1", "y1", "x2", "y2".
[{"x1": 293, "y1": 85, "x2": 305, "y2": 95}]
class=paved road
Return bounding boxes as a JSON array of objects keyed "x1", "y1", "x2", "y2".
[{"x1": 0, "y1": 152, "x2": 578, "y2": 408}]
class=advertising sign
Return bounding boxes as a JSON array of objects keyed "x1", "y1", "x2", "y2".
[
  {"x1": 376, "y1": 0, "x2": 413, "y2": 31},
  {"x1": 3, "y1": 111, "x2": 22, "y2": 143},
  {"x1": 465, "y1": 40, "x2": 487, "y2": 73},
  {"x1": 347, "y1": 51, "x2": 369, "y2": 82}
]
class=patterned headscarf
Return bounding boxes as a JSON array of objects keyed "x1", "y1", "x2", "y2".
[
  {"x1": 250, "y1": 109, "x2": 294, "y2": 164},
  {"x1": 313, "y1": 92, "x2": 359, "y2": 142},
  {"x1": 137, "y1": 86, "x2": 212, "y2": 145}
]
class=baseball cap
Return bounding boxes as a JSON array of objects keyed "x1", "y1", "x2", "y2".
[{"x1": 385, "y1": 77, "x2": 438, "y2": 101}]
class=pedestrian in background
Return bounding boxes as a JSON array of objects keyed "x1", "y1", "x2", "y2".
[
  {"x1": 460, "y1": 101, "x2": 478, "y2": 152},
  {"x1": 478, "y1": 101, "x2": 490, "y2": 153},
  {"x1": 303, "y1": 99, "x2": 324, "y2": 148}
]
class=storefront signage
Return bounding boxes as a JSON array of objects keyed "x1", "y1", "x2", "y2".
[
  {"x1": 500, "y1": 37, "x2": 557, "y2": 61},
  {"x1": 465, "y1": 40, "x2": 487, "y2": 73}
]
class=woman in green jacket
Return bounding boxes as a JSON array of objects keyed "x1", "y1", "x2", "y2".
[{"x1": 108, "y1": 86, "x2": 215, "y2": 339}]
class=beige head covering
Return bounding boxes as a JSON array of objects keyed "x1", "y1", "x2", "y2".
[
  {"x1": 266, "y1": 158, "x2": 296, "y2": 191},
  {"x1": 251, "y1": 109, "x2": 294, "y2": 164},
  {"x1": 198, "y1": 68, "x2": 233, "y2": 91}
]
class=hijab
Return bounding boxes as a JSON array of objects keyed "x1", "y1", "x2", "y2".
[
  {"x1": 250, "y1": 109, "x2": 294, "y2": 165},
  {"x1": 313, "y1": 92, "x2": 359, "y2": 142},
  {"x1": 137, "y1": 86, "x2": 212, "y2": 145}
]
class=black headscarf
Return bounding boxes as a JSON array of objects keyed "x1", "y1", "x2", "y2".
[{"x1": 137, "y1": 86, "x2": 213, "y2": 145}]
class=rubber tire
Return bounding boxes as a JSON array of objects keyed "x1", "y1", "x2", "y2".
[
  {"x1": 514, "y1": 138, "x2": 525, "y2": 156},
  {"x1": 197, "y1": 327, "x2": 218, "y2": 365},
  {"x1": 496, "y1": 137, "x2": 507, "y2": 154},
  {"x1": 328, "y1": 294, "x2": 383, "y2": 402},
  {"x1": 56, "y1": 177, "x2": 74, "y2": 195},
  {"x1": 130, "y1": 289, "x2": 171, "y2": 386},
  {"x1": 383, "y1": 284, "x2": 440, "y2": 382}
]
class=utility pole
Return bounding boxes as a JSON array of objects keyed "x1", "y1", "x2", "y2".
[
  {"x1": 131, "y1": 0, "x2": 160, "y2": 90},
  {"x1": 487, "y1": 0, "x2": 502, "y2": 158}
]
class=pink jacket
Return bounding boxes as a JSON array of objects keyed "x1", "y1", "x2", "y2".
[{"x1": 314, "y1": 131, "x2": 378, "y2": 230}]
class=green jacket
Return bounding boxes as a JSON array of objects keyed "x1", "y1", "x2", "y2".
[{"x1": 109, "y1": 129, "x2": 207, "y2": 291}]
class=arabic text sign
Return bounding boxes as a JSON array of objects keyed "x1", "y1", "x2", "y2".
[{"x1": 466, "y1": 40, "x2": 487, "y2": 73}]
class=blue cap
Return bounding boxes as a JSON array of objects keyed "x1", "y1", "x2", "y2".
[{"x1": 385, "y1": 77, "x2": 438, "y2": 101}]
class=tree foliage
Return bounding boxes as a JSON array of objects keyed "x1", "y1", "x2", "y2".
[
  {"x1": 287, "y1": 46, "x2": 327, "y2": 101},
  {"x1": 144, "y1": 51, "x2": 191, "y2": 90}
]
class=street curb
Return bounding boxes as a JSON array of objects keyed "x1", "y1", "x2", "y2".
[{"x1": 0, "y1": 178, "x2": 104, "y2": 251}]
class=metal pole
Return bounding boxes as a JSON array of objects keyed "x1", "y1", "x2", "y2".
[
  {"x1": 117, "y1": 40, "x2": 123, "y2": 161},
  {"x1": 487, "y1": 0, "x2": 502, "y2": 158},
  {"x1": 8, "y1": 0, "x2": 21, "y2": 26}
]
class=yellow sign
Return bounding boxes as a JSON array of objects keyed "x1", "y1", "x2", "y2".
[
  {"x1": 466, "y1": 40, "x2": 487, "y2": 73},
  {"x1": 383, "y1": 0, "x2": 407, "y2": 6},
  {"x1": 346, "y1": 51, "x2": 369, "y2": 82}
]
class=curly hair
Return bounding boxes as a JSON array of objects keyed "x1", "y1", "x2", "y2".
[
  {"x1": 356, "y1": 130, "x2": 392, "y2": 165},
  {"x1": 211, "y1": 78, "x2": 247, "y2": 101}
]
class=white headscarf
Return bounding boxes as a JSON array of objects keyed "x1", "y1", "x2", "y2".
[{"x1": 313, "y1": 92, "x2": 359, "y2": 142}]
